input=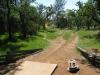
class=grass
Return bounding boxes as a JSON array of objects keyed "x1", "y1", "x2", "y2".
[
  {"x1": 0, "y1": 36, "x2": 48, "y2": 55},
  {"x1": 0, "y1": 29, "x2": 60, "y2": 55},
  {"x1": 16, "y1": 36, "x2": 48, "y2": 50},
  {"x1": 39, "y1": 28, "x2": 60, "y2": 40},
  {"x1": 78, "y1": 30, "x2": 100, "y2": 51},
  {"x1": 63, "y1": 30, "x2": 73, "y2": 41}
]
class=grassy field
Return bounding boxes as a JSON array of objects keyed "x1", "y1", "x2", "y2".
[
  {"x1": 78, "y1": 30, "x2": 100, "y2": 51},
  {"x1": 0, "y1": 29, "x2": 60, "y2": 55}
]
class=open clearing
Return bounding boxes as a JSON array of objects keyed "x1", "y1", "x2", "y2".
[{"x1": 6, "y1": 33, "x2": 100, "y2": 75}]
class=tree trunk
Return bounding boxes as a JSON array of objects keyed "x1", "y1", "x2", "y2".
[
  {"x1": 22, "y1": 27, "x2": 27, "y2": 38},
  {"x1": 7, "y1": 0, "x2": 13, "y2": 39}
]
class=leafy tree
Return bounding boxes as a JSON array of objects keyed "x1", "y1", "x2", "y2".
[
  {"x1": 66, "y1": 10, "x2": 74, "y2": 29},
  {"x1": 66, "y1": 0, "x2": 98, "y2": 30},
  {"x1": 6, "y1": 0, "x2": 20, "y2": 39},
  {"x1": 37, "y1": 4, "x2": 46, "y2": 29},
  {"x1": 0, "y1": 0, "x2": 7, "y2": 33},
  {"x1": 37, "y1": 4, "x2": 45, "y2": 14},
  {"x1": 93, "y1": 0, "x2": 100, "y2": 36},
  {"x1": 19, "y1": 0, "x2": 42, "y2": 37},
  {"x1": 54, "y1": 0, "x2": 66, "y2": 28},
  {"x1": 81, "y1": 0, "x2": 96, "y2": 29},
  {"x1": 76, "y1": 1, "x2": 83, "y2": 9}
]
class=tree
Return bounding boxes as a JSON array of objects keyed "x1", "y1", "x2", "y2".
[
  {"x1": 66, "y1": 0, "x2": 98, "y2": 30},
  {"x1": 6, "y1": 0, "x2": 20, "y2": 39},
  {"x1": 43, "y1": 5, "x2": 54, "y2": 28},
  {"x1": 0, "y1": 0, "x2": 20, "y2": 39},
  {"x1": 93, "y1": 0, "x2": 100, "y2": 36},
  {"x1": 76, "y1": 1, "x2": 83, "y2": 9},
  {"x1": 66, "y1": 9, "x2": 76, "y2": 29},
  {"x1": 37, "y1": 4, "x2": 45, "y2": 14},
  {"x1": 54, "y1": 0, "x2": 66, "y2": 28},
  {"x1": 19, "y1": 0, "x2": 40, "y2": 37},
  {"x1": 80, "y1": 0, "x2": 96, "y2": 30},
  {"x1": 0, "y1": 0, "x2": 7, "y2": 33},
  {"x1": 37, "y1": 4, "x2": 46, "y2": 29},
  {"x1": 94, "y1": 0, "x2": 100, "y2": 11},
  {"x1": 45, "y1": 5, "x2": 54, "y2": 21}
]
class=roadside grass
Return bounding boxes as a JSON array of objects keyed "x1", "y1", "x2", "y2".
[
  {"x1": 0, "y1": 29, "x2": 60, "y2": 55},
  {"x1": 16, "y1": 36, "x2": 48, "y2": 50},
  {"x1": 78, "y1": 30, "x2": 100, "y2": 51},
  {"x1": 0, "y1": 35, "x2": 48, "y2": 55}
]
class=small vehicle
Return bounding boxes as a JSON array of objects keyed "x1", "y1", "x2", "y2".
[{"x1": 67, "y1": 59, "x2": 79, "y2": 73}]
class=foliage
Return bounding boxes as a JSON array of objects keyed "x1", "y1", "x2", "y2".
[
  {"x1": 53, "y1": 0, "x2": 67, "y2": 28},
  {"x1": 66, "y1": 0, "x2": 99, "y2": 30}
]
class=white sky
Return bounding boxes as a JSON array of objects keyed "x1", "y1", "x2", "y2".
[{"x1": 35, "y1": 0, "x2": 88, "y2": 9}]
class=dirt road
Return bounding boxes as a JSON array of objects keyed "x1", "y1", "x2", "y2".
[{"x1": 7, "y1": 33, "x2": 100, "y2": 75}]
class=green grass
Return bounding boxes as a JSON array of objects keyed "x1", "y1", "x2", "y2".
[
  {"x1": 39, "y1": 29, "x2": 60, "y2": 40},
  {"x1": 0, "y1": 29, "x2": 60, "y2": 55},
  {"x1": 46, "y1": 31, "x2": 59, "y2": 39},
  {"x1": 63, "y1": 30, "x2": 73, "y2": 41},
  {"x1": 17, "y1": 36, "x2": 48, "y2": 50},
  {"x1": 0, "y1": 35, "x2": 48, "y2": 55},
  {"x1": 78, "y1": 30, "x2": 100, "y2": 50}
]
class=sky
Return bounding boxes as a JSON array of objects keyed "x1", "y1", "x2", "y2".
[{"x1": 35, "y1": 0, "x2": 88, "y2": 10}]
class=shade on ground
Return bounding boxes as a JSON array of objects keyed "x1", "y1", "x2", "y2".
[{"x1": 15, "y1": 61, "x2": 57, "y2": 75}]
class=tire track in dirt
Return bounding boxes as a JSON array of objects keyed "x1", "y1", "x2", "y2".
[{"x1": 30, "y1": 33, "x2": 99, "y2": 75}]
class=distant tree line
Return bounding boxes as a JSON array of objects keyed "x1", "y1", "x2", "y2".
[
  {"x1": 0, "y1": 0, "x2": 100, "y2": 40},
  {"x1": 66, "y1": 0, "x2": 100, "y2": 30}
]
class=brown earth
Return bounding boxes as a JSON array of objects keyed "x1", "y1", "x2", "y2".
[{"x1": 6, "y1": 33, "x2": 100, "y2": 75}]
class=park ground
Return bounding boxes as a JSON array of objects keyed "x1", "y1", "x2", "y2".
[{"x1": 5, "y1": 29, "x2": 100, "y2": 75}]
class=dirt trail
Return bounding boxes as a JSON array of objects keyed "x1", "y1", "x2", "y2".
[
  {"x1": 22, "y1": 33, "x2": 100, "y2": 75},
  {"x1": 7, "y1": 33, "x2": 100, "y2": 75}
]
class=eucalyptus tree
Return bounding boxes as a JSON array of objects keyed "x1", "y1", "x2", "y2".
[
  {"x1": 0, "y1": 0, "x2": 7, "y2": 33},
  {"x1": 19, "y1": 0, "x2": 31, "y2": 37},
  {"x1": 93, "y1": 0, "x2": 100, "y2": 36},
  {"x1": 76, "y1": 1, "x2": 84, "y2": 30},
  {"x1": 58, "y1": 11, "x2": 67, "y2": 28},
  {"x1": 76, "y1": 1, "x2": 83, "y2": 9},
  {"x1": 0, "y1": 0, "x2": 22, "y2": 38},
  {"x1": 83, "y1": 0, "x2": 97, "y2": 29},
  {"x1": 45, "y1": 5, "x2": 54, "y2": 20},
  {"x1": 94, "y1": 0, "x2": 100, "y2": 11},
  {"x1": 66, "y1": 9, "x2": 77, "y2": 29},
  {"x1": 44, "y1": 5, "x2": 55, "y2": 28},
  {"x1": 93, "y1": 0, "x2": 100, "y2": 23},
  {"x1": 37, "y1": 4, "x2": 45, "y2": 14},
  {"x1": 36, "y1": 4, "x2": 46, "y2": 29},
  {"x1": 54, "y1": 0, "x2": 66, "y2": 28},
  {"x1": 6, "y1": 0, "x2": 19, "y2": 39},
  {"x1": 75, "y1": 0, "x2": 97, "y2": 30},
  {"x1": 18, "y1": 0, "x2": 39, "y2": 37}
]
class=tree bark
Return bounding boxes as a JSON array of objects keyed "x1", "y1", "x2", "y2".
[{"x1": 7, "y1": 0, "x2": 13, "y2": 39}]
